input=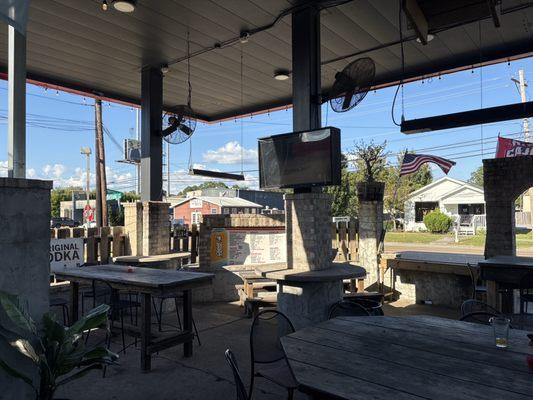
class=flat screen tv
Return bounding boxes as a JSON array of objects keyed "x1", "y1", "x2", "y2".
[{"x1": 258, "y1": 127, "x2": 341, "y2": 189}]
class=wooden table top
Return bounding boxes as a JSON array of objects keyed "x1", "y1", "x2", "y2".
[
  {"x1": 113, "y1": 252, "x2": 191, "y2": 263},
  {"x1": 51, "y1": 264, "x2": 213, "y2": 293},
  {"x1": 479, "y1": 255, "x2": 533, "y2": 268},
  {"x1": 281, "y1": 315, "x2": 533, "y2": 400}
]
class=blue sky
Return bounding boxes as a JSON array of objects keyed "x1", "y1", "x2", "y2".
[{"x1": 0, "y1": 57, "x2": 531, "y2": 193}]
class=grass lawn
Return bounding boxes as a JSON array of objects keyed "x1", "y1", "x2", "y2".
[
  {"x1": 386, "y1": 230, "x2": 533, "y2": 248},
  {"x1": 384, "y1": 232, "x2": 450, "y2": 243}
]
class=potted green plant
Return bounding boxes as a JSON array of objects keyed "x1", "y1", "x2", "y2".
[
  {"x1": 351, "y1": 140, "x2": 387, "y2": 201},
  {"x1": 0, "y1": 291, "x2": 118, "y2": 400}
]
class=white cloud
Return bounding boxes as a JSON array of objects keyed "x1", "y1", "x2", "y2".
[
  {"x1": 42, "y1": 163, "x2": 66, "y2": 179},
  {"x1": 202, "y1": 141, "x2": 257, "y2": 165}
]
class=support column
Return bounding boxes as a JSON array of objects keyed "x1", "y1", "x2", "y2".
[
  {"x1": 141, "y1": 67, "x2": 163, "y2": 201},
  {"x1": 7, "y1": 26, "x2": 26, "y2": 178},
  {"x1": 292, "y1": 4, "x2": 321, "y2": 132}
]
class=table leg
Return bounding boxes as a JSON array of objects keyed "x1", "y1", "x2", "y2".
[
  {"x1": 183, "y1": 289, "x2": 193, "y2": 357},
  {"x1": 70, "y1": 281, "x2": 79, "y2": 323},
  {"x1": 486, "y1": 280, "x2": 500, "y2": 311},
  {"x1": 140, "y1": 293, "x2": 152, "y2": 372}
]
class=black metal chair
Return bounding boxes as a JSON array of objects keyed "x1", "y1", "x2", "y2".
[
  {"x1": 466, "y1": 263, "x2": 487, "y2": 300},
  {"x1": 328, "y1": 300, "x2": 371, "y2": 319},
  {"x1": 224, "y1": 349, "x2": 249, "y2": 400},
  {"x1": 519, "y1": 272, "x2": 533, "y2": 315},
  {"x1": 460, "y1": 299, "x2": 500, "y2": 317},
  {"x1": 344, "y1": 297, "x2": 384, "y2": 316},
  {"x1": 81, "y1": 281, "x2": 111, "y2": 314},
  {"x1": 151, "y1": 293, "x2": 201, "y2": 346},
  {"x1": 49, "y1": 297, "x2": 69, "y2": 326},
  {"x1": 460, "y1": 311, "x2": 500, "y2": 326},
  {"x1": 250, "y1": 309, "x2": 298, "y2": 400}
]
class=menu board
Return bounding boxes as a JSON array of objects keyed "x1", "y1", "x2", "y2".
[{"x1": 227, "y1": 230, "x2": 286, "y2": 265}]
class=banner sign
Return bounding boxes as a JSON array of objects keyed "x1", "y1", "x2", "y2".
[
  {"x1": 50, "y1": 238, "x2": 84, "y2": 268},
  {"x1": 496, "y1": 137, "x2": 533, "y2": 158}
]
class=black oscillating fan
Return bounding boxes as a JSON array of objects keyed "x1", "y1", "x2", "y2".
[
  {"x1": 329, "y1": 57, "x2": 376, "y2": 113},
  {"x1": 162, "y1": 105, "x2": 197, "y2": 144}
]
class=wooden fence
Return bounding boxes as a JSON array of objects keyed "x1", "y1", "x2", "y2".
[
  {"x1": 51, "y1": 225, "x2": 199, "y2": 265},
  {"x1": 331, "y1": 221, "x2": 358, "y2": 262}
]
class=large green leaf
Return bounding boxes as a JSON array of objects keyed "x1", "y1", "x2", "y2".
[
  {"x1": 9, "y1": 338, "x2": 39, "y2": 363},
  {"x1": 66, "y1": 304, "x2": 110, "y2": 337},
  {"x1": 0, "y1": 359, "x2": 35, "y2": 390},
  {"x1": 56, "y1": 364, "x2": 103, "y2": 386},
  {"x1": 0, "y1": 291, "x2": 36, "y2": 336}
]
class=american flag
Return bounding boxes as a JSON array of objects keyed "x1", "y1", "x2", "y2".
[{"x1": 400, "y1": 153, "x2": 456, "y2": 176}]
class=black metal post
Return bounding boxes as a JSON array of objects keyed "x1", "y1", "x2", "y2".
[
  {"x1": 141, "y1": 66, "x2": 163, "y2": 201},
  {"x1": 292, "y1": 4, "x2": 321, "y2": 132}
]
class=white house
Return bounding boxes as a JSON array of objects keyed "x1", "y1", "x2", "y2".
[{"x1": 404, "y1": 177, "x2": 485, "y2": 232}]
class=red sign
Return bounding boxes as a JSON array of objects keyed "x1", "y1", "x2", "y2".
[
  {"x1": 83, "y1": 204, "x2": 94, "y2": 222},
  {"x1": 496, "y1": 137, "x2": 533, "y2": 158}
]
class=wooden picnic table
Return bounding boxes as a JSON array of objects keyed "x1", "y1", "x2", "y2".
[
  {"x1": 281, "y1": 315, "x2": 533, "y2": 399},
  {"x1": 51, "y1": 264, "x2": 213, "y2": 372},
  {"x1": 113, "y1": 252, "x2": 191, "y2": 268},
  {"x1": 479, "y1": 255, "x2": 533, "y2": 311}
]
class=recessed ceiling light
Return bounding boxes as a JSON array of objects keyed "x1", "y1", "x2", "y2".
[
  {"x1": 113, "y1": 0, "x2": 136, "y2": 13},
  {"x1": 274, "y1": 70, "x2": 290, "y2": 81},
  {"x1": 416, "y1": 34, "x2": 435, "y2": 44}
]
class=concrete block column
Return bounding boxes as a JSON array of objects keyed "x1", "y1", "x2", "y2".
[
  {"x1": 358, "y1": 200, "x2": 383, "y2": 289},
  {"x1": 285, "y1": 192, "x2": 332, "y2": 271},
  {"x1": 123, "y1": 202, "x2": 143, "y2": 256}
]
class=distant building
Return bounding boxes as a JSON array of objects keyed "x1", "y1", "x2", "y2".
[
  {"x1": 173, "y1": 196, "x2": 263, "y2": 225},
  {"x1": 60, "y1": 200, "x2": 97, "y2": 222},
  {"x1": 185, "y1": 188, "x2": 284, "y2": 211},
  {"x1": 404, "y1": 177, "x2": 485, "y2": 232}
]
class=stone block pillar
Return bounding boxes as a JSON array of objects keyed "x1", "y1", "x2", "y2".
[
  {"x1": 124, "y1": 201, "x2": 170, "y2": 256},
  {"x1": 0, "y1": 179, "x2": 52, "y2": 400},
  {"x1": 285, "y1": 192, "x2": 332, "y2": 271},
  {"x1": 358, "y1": 200, "x2": 383, "y2": 289}
]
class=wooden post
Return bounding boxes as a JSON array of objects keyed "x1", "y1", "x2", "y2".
[
  {"x1": 112, "y1": 226, "x2": 124, "y2": 257},
  {"x1": 57, "y1": 228, "x2": 70, "y2": 239},
  {"x1": 348, "y1": 221, "x2": 357, "y2": 261},
  {"x1": 71, "y1": 227, "x2": 84, "y2": 238},
  {"x1": 86, "y1": 227, "x2": 98, "y2": 265},
  {"x1": 190, "y1": 224, "x2": 198, "y2": 263},
  {"x1": 50, "y1": 229, "x2": 56, "y2": 239},
  {"x1": 100, "y1": 226, "x2": 111, "y2": 264},
  {"x1": 95, "y1": 99, "x2": 108, "y2": 227},
  {"x1": 339, "y1": 222, "x2": 348, "y2": 261},
  {"x1": 331, "y1": 223, "x2": 338, "y2": 252},
  {"x1": 183, "y1": 230, "x2": 189, "y2": 253}
]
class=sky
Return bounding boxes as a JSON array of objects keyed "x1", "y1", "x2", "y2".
[{"x1": 0, "y1": 56, "x2": 532, "y2": 194}]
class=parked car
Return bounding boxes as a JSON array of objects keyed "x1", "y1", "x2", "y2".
[
  {"x1": 50, "y1": 217, "x2": 79, "y2": 228},
  {"x1": 81, "y1": 221, "x2": 97, "y2": 229}
]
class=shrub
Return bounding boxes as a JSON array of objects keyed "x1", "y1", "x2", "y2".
[{"x1": 423, "y1": 210, "x2": 452, "y2": 233}]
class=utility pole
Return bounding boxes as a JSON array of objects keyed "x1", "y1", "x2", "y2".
[
  {"x1": 95, "y1": 99, "x2": 108, "y2": 227},
  {"x1": 166, "y1": 140, "x2": 171, "y2": 198},
  {"x1": 135, "y1": 108, "x2": 141, "y2": 194},
  {"x1": 80, "y1": 147, "x2": 91, "y2": 211}
]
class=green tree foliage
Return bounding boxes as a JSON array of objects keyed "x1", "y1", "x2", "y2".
[
  {"x1": 178, "y1": 181, "x2": 228, "y2": 196},
  {"x1": 423, "y1": 210, "x2": 452, "y2": 233},
  {"x1": 325, "y1": 154, "x2": 358, "y2": 217},
  {"x1": 468, "y1": 166, "x2": 483, "y2": 187},
  {"x1": 121, "y1": 191, "x2": 140, "y2": 202},
  {"x1": 349, "y1": 140, "x2": 388, "y2": 182}
]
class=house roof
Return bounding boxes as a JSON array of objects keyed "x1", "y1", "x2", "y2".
[
  {"x1": 3, "y1": 1, "x2": 533, "y2": 121},
  {"x1": 407, "y1": 176, "x2": 483, "y2": 200},
  {"x1": 174, "y1": 196, "x2": 262, "y2": 208}
]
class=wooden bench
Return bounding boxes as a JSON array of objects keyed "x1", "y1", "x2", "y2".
[{"x1": 244, "y1": 293, "x2": 277, "y2": 318}]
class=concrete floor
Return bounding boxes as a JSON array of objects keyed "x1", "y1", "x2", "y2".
[{"x1": 56, "y1": 300, "x2": 460, "y2": 400}]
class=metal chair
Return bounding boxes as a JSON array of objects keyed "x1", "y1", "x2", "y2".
[
  {"x1": 328, "y1": 300, "x2": 371, "y2": 319},
  {"x1": 466, "y1": 263, "x2": 487, "y2": 300},
  {"x1": 49, "y1": 297, "x2": 69, "y2": 326},
  {"x1": 250, "y1": 309, "x2": 298, "y2": 400},
  {"x1": 152, "y1": 293, "x2": 201, "y2": 346},
  {"x1": 224, "y1": 349, "x2": 249, "y2": 400},
  {"x1": 344, "y1": 297, "x2": 384, "y2": 316},
  {"x1": 460, "y1": 299, "x2": 500, "y2": 317},
  {"x1": 519, "y1": 272, "x2": 533, "y2": 315},
  {"x1": 459, "y1": 311, "x2": 500, "y2": 325},
  {"x1": 81, "y1": 281, "x2": 111, "y2": 314}
]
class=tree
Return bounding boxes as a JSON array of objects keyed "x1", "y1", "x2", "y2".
[
  {"x1": 324, "y1": 154, "x2": 358, "y2": 217},
  {"x1": 468, "y1": 166, "x2": 483, "y2": 187},
  {"x1": 349, "y1": 140, "x2": 388, "y2": 182},
  {"x1": 178, "y1": 181, "x2": 228, "y2": 196}
]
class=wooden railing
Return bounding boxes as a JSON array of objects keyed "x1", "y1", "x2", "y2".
[
  {"x1": 171, "y1": 224, "x2": 199, "y2": 264},
  {"x1": 331, "y1": 221, "x2": 358, "y2": 262}
]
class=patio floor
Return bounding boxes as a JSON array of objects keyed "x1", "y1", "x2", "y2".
[{"x1": 56, "y1": 300, "x2": 460, "y2": 400}]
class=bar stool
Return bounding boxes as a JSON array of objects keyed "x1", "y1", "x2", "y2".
[{"x1": 152, "y1": 293, "x2": 201, "y2": 346}]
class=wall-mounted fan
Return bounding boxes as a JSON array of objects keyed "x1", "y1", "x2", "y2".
[
  {"x1": 162, "y1": 105, "x2": 197, "y2": 144},
  {"x1": 328, "y1": 57, "x2": 375, "y2": 113}
]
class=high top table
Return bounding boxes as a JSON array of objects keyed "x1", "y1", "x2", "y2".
[
  {"x1": 51, "y1": 264, "x2": 213, "y2": 372},
  {"x1": 479, "y1": 255, "x2": 533, "y2": 311},
  {"x1": 281, "y1": 315, "x2": 533, "y2": 399}
]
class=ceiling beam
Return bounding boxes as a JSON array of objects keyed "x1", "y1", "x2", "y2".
[{"x1": 403, "y1": 0, "x2": 429, "y2": 45}]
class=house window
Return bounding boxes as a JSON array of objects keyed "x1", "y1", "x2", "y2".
[
  {"x1": 251, "y1": 208, "x2": 257, "y2": 214},
  {"x1": 459, "y1": 204, "x2": 485, "y2": 215},
  {"x1": 244, "y1": 208, "x2": 249, "y2": 214},
  {"x1": 223, "y1": 208, "x2": 229, "y2": 214},
  {"x1": 191, "y1": 212, "x2": 202, "y2": 225},
  {"x1": 211, "y1": 208, "x2": 217, "y2": 214},
  {"x1": 231, "y1": 208, "x2": 237, "y2": 214},
  {"x1": 415, "y1": 202, "x2": 438, "y2": 222}
]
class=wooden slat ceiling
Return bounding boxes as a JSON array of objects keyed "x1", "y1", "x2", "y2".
[{"x1": 0, "y1": 0, "x2": 532, "y2": 121}]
